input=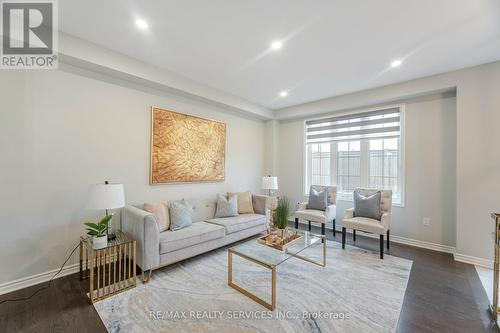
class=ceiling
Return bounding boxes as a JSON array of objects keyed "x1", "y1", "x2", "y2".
[{"x1": 59, "y1": 0, "x2": 500, "y2": 110}]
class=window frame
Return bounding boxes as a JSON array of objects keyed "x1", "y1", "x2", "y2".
[{"x1": 303, "y1": 104, "x2": 406, "y2": 207}]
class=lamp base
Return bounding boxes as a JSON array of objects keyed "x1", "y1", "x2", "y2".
[{"x1": 107, "y1": 233, "x2": 116, "y2": 241}]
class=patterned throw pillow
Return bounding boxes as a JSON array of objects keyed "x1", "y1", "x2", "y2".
[
  {"x1": 169, "y1": 199, "x2": 193, "y2": 231},
  {"x1": 215, "y1": 194, "x2": 239, "y2": 218},
  {"x1": 306, "y1": 186, "x2": 328, "y2": 211},
  {"x1": 227, "y1": 191, "x2": 254, "y2": 214},
  {"x1": 353, "y1": 191, "x2": 382, "y2": 220}
]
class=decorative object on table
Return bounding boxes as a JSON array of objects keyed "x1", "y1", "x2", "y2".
[
  {"x1": 490, "y1": 213, "x2": 500, "y2": 323},
  {"x1": 342, "y1": 188, "x2": 392, "y2": 259},
  {"x1": 79, "y1": 230, "x2": 136, "y2": 304},
  {"x1": 87, "y1": 181, "x2": 125, "y2": 241},
  {"x1": 259, "y1": 196, "x2": 303, "y2": 250},
  {"x1": 84, "y1": 214, "x2": 113, "y2": 250},
  {"x1": 261, "y1": 175, "x2": 278, "y2": 196},
  {"x1": 294, "y1": 185, "x2": 337, "y2": 236},
  {"x1": 150, "y1": 107, "x2": 226, "y2": 184}
]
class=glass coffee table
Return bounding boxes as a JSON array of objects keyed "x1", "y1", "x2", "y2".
[{"x1": 228, "y1": 229, "x2": 326, "y2": 310}]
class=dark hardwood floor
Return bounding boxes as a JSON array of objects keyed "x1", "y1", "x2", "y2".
[{"x1": 0, "y1": 224, "x2": 497, "y2": 333}]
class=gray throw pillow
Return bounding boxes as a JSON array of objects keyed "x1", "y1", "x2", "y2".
[
  {"x1": 169, "y1": 199, "x2": 193, "y2": 231},
  {"x1": 215, "y1": 194, "x2": 239, "y2": 218},
  {"x1": 306, "y1": 186, "x2": 328, "y2": 211},
  {"x1": 353, "y1": 191, "x2": 382, "y2": 220}
]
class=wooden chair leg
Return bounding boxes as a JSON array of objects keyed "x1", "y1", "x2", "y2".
[
  {"x1": 332, "y1": 219, "x2": 336, "y2": 237},
  {"x1": 353, "y1": 229, "x2": 356, "y2": 242},
  {"x1": 342, "y1": 227, "x2": 346, "y2": 249},
  {"x1": 387, "y1": 230, "x2": 390, "y2": 249},
  {"x1": 308, "y1": 221, "x2": 311, "y2": 231},
  {"x1": 380, "y1": 235, "x2": 384, "y2": 259},
  {"x1": 295, "y1": 217, "x2": 299, "y2": 229}
]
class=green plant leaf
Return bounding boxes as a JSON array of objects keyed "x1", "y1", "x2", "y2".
[
  {"x1": 87, "y1": 230, "x2": 98, "y2": 236},
  {"x1": 84, "y1": 222, "x2": 99, "y2": 230}
]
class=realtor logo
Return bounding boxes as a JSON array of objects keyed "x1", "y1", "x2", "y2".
[{"x1": 1, "y1": 0, "x2": 58, "y2": 69}]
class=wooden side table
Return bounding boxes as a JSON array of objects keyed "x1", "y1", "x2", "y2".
[{"x1": 80, "y1": 230, "x2": 137, "y2": 303}]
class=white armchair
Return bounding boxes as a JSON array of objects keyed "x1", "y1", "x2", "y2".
[
  {"x1": 342, "y1": 188, "x2": 392, "y2": 259},
  {"x1": 294, "y1": 185, "x2": 337, "y2": 236}
]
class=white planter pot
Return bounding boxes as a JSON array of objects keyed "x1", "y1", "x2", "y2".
[{"x1": 93, "y1": 235, "x2": 108, "y2": 250}]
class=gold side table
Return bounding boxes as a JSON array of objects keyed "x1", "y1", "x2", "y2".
[
  {"x1": 80, "y1": 230, "x2": 137, "y2": 303},
  {"x1": 491, "y1": 213, "x2": 500, "y2": 322}
]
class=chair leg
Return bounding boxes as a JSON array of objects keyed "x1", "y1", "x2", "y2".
[
  {"x1": 380, "y1": 235, "x2": 384, "y2": 259},
  {"x1": 353, "y1": 230, "x2": 356, "y2": 242},
  {"x1": 387, "y1": 230, "x2": 390, "y2": 249},
  {"x1": 308, "y1": 221, "x2": 311, "y2": 231},
  {"x1": 321, "y1": 223, "x2": 325, "y2": 235},
  {"x1": 295, "y1": 217, "x2": 299, "y2": 229},
  {"x1": 342, "y1": 227, "x2": 346, "y2": 249},
  {"x1": 332, "y1": 219, "x2": 336, "y2": 237}
]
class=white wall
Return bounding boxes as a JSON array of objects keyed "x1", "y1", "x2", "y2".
[
  {"x1": 0, "y1": 66, "x2": 265, "y2": 286},
  {"x1": 278, "y1": 94, "x2": 457, "y2": 247}
]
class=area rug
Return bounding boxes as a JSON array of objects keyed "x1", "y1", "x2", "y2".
[{"x1": 94, "y1": 240, "x2": 412, "y2": 333}]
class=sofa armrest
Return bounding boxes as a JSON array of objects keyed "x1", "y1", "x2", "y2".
[
  {"x1": 381, "y1": 212, "x2": 390, "y2": 230},
  {"x1": 252, "y1": 195, "x2": 276, "y2": 215},
  {"x1": 122, "y1": 205, "x2": 160, "y2": 271},
  {"x1": 296, "y1": 201, "x2": 307, "y2": 211},
  {"x1": 325, "y1": 204, "x2": 336, "y2": 221},
  {"x1": 344, "y1": 207, "x2": 354, "y2": 219}
]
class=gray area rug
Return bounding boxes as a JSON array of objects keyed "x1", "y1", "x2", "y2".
[{"x1": 94, "y1": 239, "x2": 412, "y2": 333}]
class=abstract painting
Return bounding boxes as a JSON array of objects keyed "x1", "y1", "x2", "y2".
[{"x1": 150, "y1": 107, "x2": 226, "y2": 184}]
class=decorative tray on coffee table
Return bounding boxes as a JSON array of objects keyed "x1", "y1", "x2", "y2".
[{"x1": 257, "y1": 232, "x2": 304, "y2": 251}]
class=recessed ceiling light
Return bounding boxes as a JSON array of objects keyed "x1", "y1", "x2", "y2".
[
  {"x1": 279, "y1": 91, "x2": 288, "y2": 97},
  {"x1": 391, "y1": 59, "x2": 402, "y2": 68},
  {"x1": 135, "y1": 19, "x2": 149, "y2": 30},
  {"x1": 271, "y1": 41, "x2": 283, "y2": 50}
]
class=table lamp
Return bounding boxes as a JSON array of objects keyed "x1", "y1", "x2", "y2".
[
  {"x1": 87, "y1": 181, "x2": 125, "y2": 241},
  {"x1": 261, "y1": 176, "x2": 278, "y2": 196}
]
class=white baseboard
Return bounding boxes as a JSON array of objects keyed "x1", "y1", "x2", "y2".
[
  {"x1": 454, "y1": 253, "x2": 493, "y2": 269},
  {"x1": 297, "y1": 221, "x2": 456, "y2": 254},
  {"x1": 0, "y1": 262, "x2": 80, "y2": 296}
]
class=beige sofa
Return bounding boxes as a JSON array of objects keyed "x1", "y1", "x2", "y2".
[{"x1": 122, "y1": 194, "x2": 274, "y2": 281}]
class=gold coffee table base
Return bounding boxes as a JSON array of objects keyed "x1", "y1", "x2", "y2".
[{"x1": 228, "y1": 237, "x2": 326, "y2": 311}]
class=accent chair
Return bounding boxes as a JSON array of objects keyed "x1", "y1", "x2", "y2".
[
  {"x1": 294, "y1": 185, "x2": 337, "y2": 236},
  {"x1": 341, "y1": 188, "x2": 392, "y2": 259}
]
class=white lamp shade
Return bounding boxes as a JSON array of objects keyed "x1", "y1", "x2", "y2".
[
  {"x1": 87, "y1": 183, "x2": 125, "y2": 210},
  {"x1": 261, "y1": 176, "x2": 278, "y2": 190}
]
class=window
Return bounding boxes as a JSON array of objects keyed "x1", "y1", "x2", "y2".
[{"x1": 305, "y1": 106, "x2": 404, "y2": 205}]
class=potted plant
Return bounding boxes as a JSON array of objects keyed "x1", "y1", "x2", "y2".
[
  {"x1": 84, "y1": 214, "x2": 113, "y2": 249},
  {"x1": 273, "y1": 196, "x2": 291, "y2": 240}
]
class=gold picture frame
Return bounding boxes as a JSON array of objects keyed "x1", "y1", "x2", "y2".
[{"x1": 150, "y1": 107, "x2": 226, "y2": 184}]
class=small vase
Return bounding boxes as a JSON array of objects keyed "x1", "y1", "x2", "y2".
[{"x1": 93, "y1": 235, "x2": 108, "y2": 250}]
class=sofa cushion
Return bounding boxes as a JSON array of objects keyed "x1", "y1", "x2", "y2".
[
  {"x1": 206, "y1": 214, "x2": 266, "y2": 234},
  {"x1": 227, "y1": 191, "x2": 255, "y2": 214},
  {"x1": 169, "y1": 199, "x2": 193, "y2": 231},
  {"x1": 143, "y1": 201, "x2": 169, "y2": 232},
  {"x1": 215, "y1": 193, "x2": 239, "y2": 218},
  {"x1": 159, "y1": 222, "x2": 225, "y2": 254}
]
